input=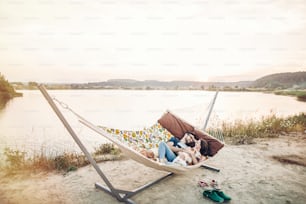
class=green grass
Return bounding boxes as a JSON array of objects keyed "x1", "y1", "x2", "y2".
[{"x1": 274, "y1": 90, "x2": 306, "y2": 102}]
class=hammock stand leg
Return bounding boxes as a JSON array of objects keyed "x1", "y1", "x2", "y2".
[
  {"x1": 201, "y1": 91, "x2": 221, "y2": 173},
  {"x1": 95, "y1": 172, "x2": 173, "y2": 203},
  {"x1": 38, "y1": 85, "x2": 173, "y2": 204},
  {"x1": 202, "y1": 91, "x2": 219, "y2": 131}
]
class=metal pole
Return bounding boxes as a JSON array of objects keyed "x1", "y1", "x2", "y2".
[
  {"x1": 37, "y1": 84, "x2": 121, "y2": 200},
  {"x1": 203, "y1": 91, "x2": 218, "y2": 131},
  {"x1": 201, "y1": 91, "x2": 221, "y2": 172}
]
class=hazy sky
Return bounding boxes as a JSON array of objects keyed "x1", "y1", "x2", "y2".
[{"x1": 1, "y1": 0, "x2": 306, "y2": 83}]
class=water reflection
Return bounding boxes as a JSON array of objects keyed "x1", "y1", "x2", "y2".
[
  {"x1": 0, "y1": 98, "x2": 9, "y2": 110},
  {"x1": 0, "y1": 90, "x2": 305, "y2": 155}
]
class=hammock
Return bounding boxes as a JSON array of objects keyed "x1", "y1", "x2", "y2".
[
  {"x1": 38, "y1": 84, "x2": 224, "y2": 203},
  {"x1": 79, "y1": 117, "x2": 222, "y2": 174}
]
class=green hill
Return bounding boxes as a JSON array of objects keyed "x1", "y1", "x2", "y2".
[{"x1": 252, "y1": 71, "x2": 306, "y2": 89}]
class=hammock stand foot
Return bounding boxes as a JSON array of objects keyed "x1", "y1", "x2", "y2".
[
  {"x1": 201, "y1": 164, "x2": 220, "y2": 172},
  {"x1": 95, "y1": 172, "x2": 173, "y2": 204}
]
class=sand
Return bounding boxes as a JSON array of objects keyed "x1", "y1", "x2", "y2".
[{"x1": 1, "y1": 134, "x2": 306, "y2": 204}]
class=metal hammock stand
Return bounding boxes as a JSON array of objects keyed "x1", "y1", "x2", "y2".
[{"x1": 38, "y1": 84, "x2": 221, "y2": 204}]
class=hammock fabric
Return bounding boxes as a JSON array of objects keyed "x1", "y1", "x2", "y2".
[
  {"x1": 86, "y1": 111, "x2": 225, "y2": 174},
  {"x1": 100, "y1": 123, "x2": 173, "y2": 151}
]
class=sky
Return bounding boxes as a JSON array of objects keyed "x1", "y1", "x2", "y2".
[{"x1": 0, "y1": 0, "x2": 306, "y2": 83}]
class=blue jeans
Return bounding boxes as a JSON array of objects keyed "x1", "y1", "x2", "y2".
[{"x1": 158, "y1": 142, "x2": 176, "y2": 162}]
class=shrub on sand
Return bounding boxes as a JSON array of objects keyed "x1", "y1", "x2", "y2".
[{"x1": 94, "y1": 143, "x2": 121, "y2": 156}]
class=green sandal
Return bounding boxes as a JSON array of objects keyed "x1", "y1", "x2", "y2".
[
  {"x1": 215, "y1": 190, "x2": 231, "y2": 201},
  {"x1": 203, "y1": 190, "x2": 224, "y2": 203}
]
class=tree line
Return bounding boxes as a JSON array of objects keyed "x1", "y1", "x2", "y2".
[{"x1": 0, "y1": 73, "x2": 22, "y2": 108}]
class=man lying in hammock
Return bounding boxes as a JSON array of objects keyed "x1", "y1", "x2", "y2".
[{"x1": 158, "y1": 133, "x2": 209, "y2": 166}]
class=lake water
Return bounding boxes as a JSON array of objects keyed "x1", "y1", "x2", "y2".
[{"x1": 0, "y1": 90, "x2": 305, "y2": 156}]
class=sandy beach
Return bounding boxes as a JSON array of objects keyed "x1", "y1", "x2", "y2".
[{"x1": 1, "y1": 133, "x2": 306, "y2": 204}]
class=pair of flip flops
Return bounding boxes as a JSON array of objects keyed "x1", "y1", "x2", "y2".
[
  {"x1": 203, "y1": 189, "x2": 231, "y2": 203},
  {"x1": 198, "y1": 179, "x2": 220, "y2": 190}
]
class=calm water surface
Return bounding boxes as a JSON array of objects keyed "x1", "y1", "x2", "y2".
[{"x1": 0, "y1": 90, "x2": 305, "y2": 155}]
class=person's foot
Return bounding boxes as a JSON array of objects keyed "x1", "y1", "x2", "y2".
[{"x1": 159, "y1": 158, "x2": 168, "y2": 164}]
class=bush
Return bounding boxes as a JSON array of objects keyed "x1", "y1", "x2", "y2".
[
  {"x1": 274, "y1": 90, "x2": 306, "y2": 102},
  {"x1": 53, "y1": 153, "x2": 86, "y2": 171},
  {"x1": 94, "y1": 143, "x2": 121, "y2": 156},
  {"x1": 297, "y1": 93, "x2": 306, "y2": 102}
]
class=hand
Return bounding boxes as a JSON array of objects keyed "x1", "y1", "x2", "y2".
[
  {"x1": 200, "y1": 156, "x2": 208, "y2": 161},
  {"x1": 183, "y1": 148, "x2": 193, "y2": 155}
]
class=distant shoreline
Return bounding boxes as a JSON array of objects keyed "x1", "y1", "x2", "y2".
[{"x1": 16, "y1": 87, "x2": 306, "y2": 102}]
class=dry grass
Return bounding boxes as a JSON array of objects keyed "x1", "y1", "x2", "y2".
[
  {"x1": 1, "y1": 114, "x2": 305, "y2": 174},
  {"x1": 1, "y1": 143, "x2": 122, "y2": 175},
  {"x1": 220, "y1": 113, "x2": 306, "y2": 145}
]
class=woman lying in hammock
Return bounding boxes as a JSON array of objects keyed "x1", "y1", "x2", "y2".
[{"x1": 158, "y1": 133, "x2": 209, "y2": 166}]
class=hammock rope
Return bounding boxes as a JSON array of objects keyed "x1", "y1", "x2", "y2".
[
  {"x1": 52, "y1": 97, "x2": 87, "y2": 121},
  {"x1": 52, "y1": 97, "x2": 176, "y2": 150}
]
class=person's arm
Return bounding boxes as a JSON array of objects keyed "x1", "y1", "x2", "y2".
[
  {"x1": 180, "y1": 134, "x2": 189, "y2": 144},
  {"x1": 183, "y1": 148, "x2": 198, "y2": 165},
  {"x1": 166, "y1": 141, "x2": 182, "y2": 153},
  {"x1": 190, "y1": 152, "x2": 198, "y2": 165},
  {"x1": 189, "y1": 134, "x2": 196, "y2": 141}
]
